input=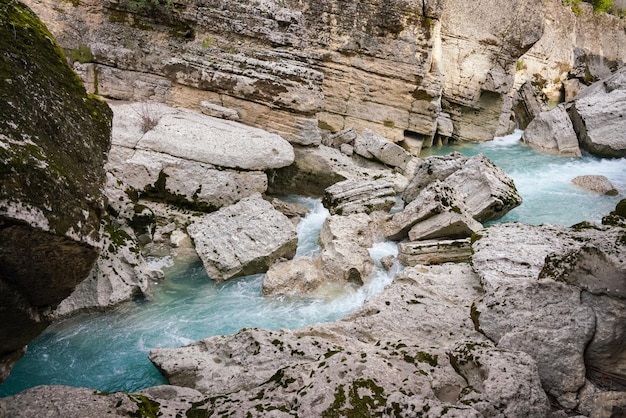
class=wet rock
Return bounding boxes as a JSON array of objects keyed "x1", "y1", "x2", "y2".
[
  {"x1": 569, "y1": 67, "x2": 626, "y2": 158},
  {"x1": 187, "y1": 194, "x2": 298, "y2": 281},
  {"x1": 317, "y1": 213, "x2": 377, "y2": 287},
  {"x1": 322, "y1": 178, "x2": 396, "y2": 215},
  {"x1": 571, "y1": 175, "x2": 619, "y2": 195},
  {"x1": 398, "y1": 238, "x2": 472, "y2": 266},
  {"x1": 522, "y1": 104, "x2": 582, "y2": 157},
  {"x1": 262, "y1": 257, "x2": 321, "y2": 296}
]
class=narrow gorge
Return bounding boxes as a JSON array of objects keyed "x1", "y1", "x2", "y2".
[{"x1": 1, "y1": 0, "x2": 625, "y2": 416}]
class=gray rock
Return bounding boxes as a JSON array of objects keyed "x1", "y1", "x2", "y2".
[
  {"x1": 522, "y1": 104, "x2": 582, "y2": 157},
  {"x1": 354, "y1": 129, "x2": 415, "y2": 173},
  {"x1": 407, "y1": 211, "x2": 483, "y2": 241},
  {"x1": 199, "y1": 100, "x2": 239, "y2": 120},
  {"x1": 268, "y1": 144, "x2": 407, "y2": 197},
  {"x1": 449, "y1": 342, "x2": 550, "y2": 417},
  {"x1": 402, "y1": 152, "x2": 522, "y2": 223},
  {"x1": 571, "y1": 175, "x2": 619, "y2": 195},
  {"x1": 569, "y1": 67, "x2": 626, "y2": 158},
  {"x1": 398, "y1": 238, "x2": 472, "y2": 266},
  {"x1": 471, "y1": 222, "x2": 626, "y2": 408},
  {"x1": 385, "y1": 180, "x2": 465, "y2": 241},
  {"x1": 328, "y1": 127, "x2": 357, "y2": 147},
  {"x1": 187, "y1": 194, "x2": 298, "y2": 281},
  {"x1": 317, "y1": 213, "x2": 377, "y2": 286},
  {"x1": 262, "y1": 257, "x2": 321, "y2": 296},
  {"x1": 111, "y1": 102, "x2": 295, "y2": 170},
  {"x1": 322, "y1": 178, "x2": 396, "y2": 215},
  {"x1": 445, "y1": 154, "x2": 522, "y2": 222},
  {"x1": 147, "y1": 263, "x2": 550, "y2": 416},
  {"x1": 403, "y1": 153, "x2": 467, "y2": 203}
]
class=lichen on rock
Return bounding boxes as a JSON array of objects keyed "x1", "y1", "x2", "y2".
[{"x1": 0, "y1": 0, "x2": 112, "y2": 382}]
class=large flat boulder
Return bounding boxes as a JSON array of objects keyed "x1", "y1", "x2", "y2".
[
  {"x1": 112, "y1": 102, "x2": 295, "y2": 170},
  {"x1": 187, "y1": 194, "x2": 298, "y2": 281},
  {"x1": 148, "y1": 263, "x2": 549, "y2": 416}
]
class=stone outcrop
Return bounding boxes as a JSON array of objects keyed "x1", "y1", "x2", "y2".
[
  {"x1": 569, "y1": 66, "x2": 626, "y2": 157},
  {"x1": 322, "y1": 178, "x2": 396, "y2": 216},
  {"x1": 572, "y1": 175, "x2": 619, "y2": 196},
  {"x1": 0, "y1": 1, "x2": 111, "y2": 382},
  {"x1": 27, "y1": 0, "x2": 616, "y2": 153},
  {"x1": 471, "y1": 220, "x2": 626, "y2": 410},
  {"x1": 353, "y1": 129, "x2": 415, "y2": 172},
  {"x1": 513, "y1": 1, "x2": 626, "y2": 129},
  {"x1": 147, "y1": 263, "x2": 550, "y2": 416},
  {"x1": 187, "y1": 194, "x2": 298, "y2": 282},
  {"x1": 519, "y1": 66, "x2": 626, "y2": 159},
  {"x1": 521, "y1": 104, "x2": 582, "y2": 157},
  {"x1": 109, "y1": 102, "x2": 294, "y2": 211},
  {"x1": 398, "y1": 238, "x2": 472, "y2": 266}
]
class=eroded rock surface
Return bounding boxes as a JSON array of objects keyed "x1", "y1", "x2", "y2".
[
  {"x1": 522, "y1": 104, "x2": 582, "y2": 157},
  {"x1": 148, "y1": 263, "x2": 550, "y2": 416},
  {"x1": 472, "y1": 220, "x2": 626, "y2": 409},
  {"x1": 187, "y1": 194, "x2": 298, "y2": 281},
  {"x1": 0, "y1": 1, "x2": 111, "y2": 382}
]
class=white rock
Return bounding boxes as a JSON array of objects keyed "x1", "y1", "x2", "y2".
[
  {"x1": 187, "y1": 194, "x2": 298, "y2": 281},
  {"x1": 522, "y1": 104, "x2": 581, "y2": 157},
  {"x1": 571, "y1": 175, "x2": 619, "y2": 195}
]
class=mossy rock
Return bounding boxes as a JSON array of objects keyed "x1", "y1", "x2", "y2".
[{"x1": 0, "y1": 0, "x2": 112, "y2": 241}]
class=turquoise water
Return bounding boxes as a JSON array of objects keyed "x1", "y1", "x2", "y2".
[
  {"x1": 1, "y1": 135, "x2": 624, "y2": 397},
  {"x1": 0, "y1": 199, "x2": 400, "y2": 396},
  {"x1": 421, "y1": 130, "x2": 626, "y2": 226}
]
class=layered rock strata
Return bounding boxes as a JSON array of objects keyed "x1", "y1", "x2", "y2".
[
  {"x1": 29, "y1": 0, "x2": 623, "y2": 149},
  {"x1": 0, "y1": 0, "x2": 111, "y2": 382}
]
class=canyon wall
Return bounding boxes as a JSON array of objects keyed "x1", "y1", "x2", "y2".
[
  {"x1": 24, "y1": 0, "x2": 624, "y2": 150},
  {"x1": 0, "y1": 0, "x2": 112, "y2": 383}
]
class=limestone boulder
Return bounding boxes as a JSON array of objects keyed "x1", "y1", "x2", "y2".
[
  {"x1": 354, "y1": 129, "x2": 415, "y2": 173},
  {"x1": 322, "y1": 178, "x2": 396, "y2": 216},
  {"x1": 521, "y1": 104, "x2": 582, "y2": 157},
  {"x1": 268, "y1": 144, "x2": 407, "y2": 197},
  {"x1": 262, "y1": 257, "x2": 321, "y2": 296},
  {"x1": 187, "y1": 194, "x2": 298, "y2": 281},
  {"x1": 317, "y1": 213, "x2": 377, "y2": 287},
  {"x1": 569, "y1": 67, "x2": 626, "y2": 158},
  {"x1": 571, "y1": 175, "x2": 619, "y2": 196},
  {"x1": 398, "y1": 238, "x2": 472, "y2": 266},
  {"x1": 407, "y1": 211, "x2": 483, "y2": 241},
  {"x1": 471, "y1": 221, "x2": 626, "y2": 409},
  {"x1": 385, "y1": 180, "x2": 467, "y2": 241},
  {"x1": 403, "y1": 153, "x2": 522, "y2": 223},
  {"x1": 107, "y1": 146, "x2": 268, "y2": 212},
  {"x1": 403, "y1": 153, "x2": 466, "y2": 203},
  {"x1": 0, "y1": 1, "x2": 111, "y2": 382}
]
